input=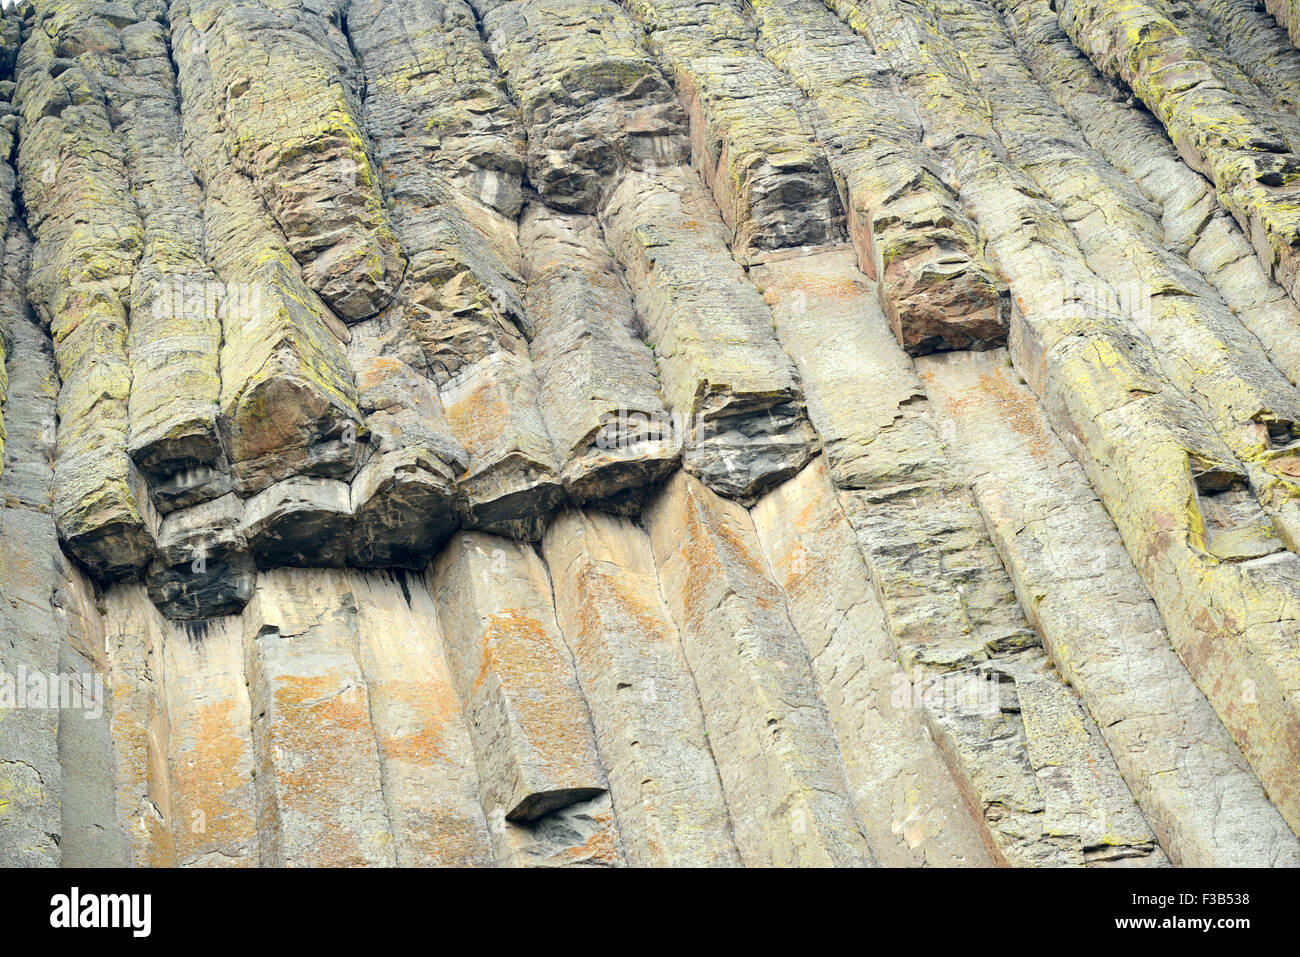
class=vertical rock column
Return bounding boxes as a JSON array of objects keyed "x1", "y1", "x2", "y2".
[
  {"x1": 542, "y1": 508, "x2": 740, "y2": 866},
  {"x1": 481, "y1": 0, "x2": 818, "y2": 502},
  {"x1": 932, "y1": 0, "x2": 1300, "y2": 556},
  {"x1": 627, "y1": 0, "x2": 846, "y2": 259},
  {"x1": 643, "y1": 471, "x2": 876, "y2": 866},
  {"x1": 875, "y1": 0, "x2": 1300, "y2": 838},
  {"x1": 520, "y1": 205, "x2": 679, "y2": 509},
  {"x1": 753, "y1": 247, "x2": 1164, "y2": 865},
  {"x1": 169, "y1": 1, "x2": 365, "y2": 504},
  {"x1": 432, "y1": 532, "x2": 624, "y2": 866},
  {"x1": 108, "y1": 7, "x2": 223, "y2": 511},
  {"x1": 827, "y1": 0, "x2": 1300, "y2": 836},
  {"x1": 751, "y1": 458, "x2": 995, "y2": 867},
  {"x1": 345, "y1": 0, "x2": 563, "y2": 542},
  {"x1": 240, "y1": 570, "x2": 395, "y2": 867},
  {"x1": 1186, "y1": 0, "x2": 1300, "y2": 112},
  {"x1": 1058, "y1": 0, "x2": 1300, "y2": 309},
  {"x1": 921, "y1": 349, "x2": 1300, "y2": 866},
  {"x1": 193, "y1": 0, "x2": 403, "y2": 321},
  {"x1": 0, "y1": 118, "x2": 65, "y2": 865},
  {"x1": 995, "y1": 0, "x2": 1300, "y2": 394},
  {"x1": 352, "y1": 572, "x2": 495, "y2": 866},
  {"x1": 101, "y1": 587, "x2": 176, "y2": 867},
  {"x1": 162, "y1": 617, "x2": 259, "y2": 866},
  {"x1": 14, "y1": 2, "x2": 156, "y2": 579},
  {"x1": 744, "y1": 0, "x2": 1007, "y2": 353}
]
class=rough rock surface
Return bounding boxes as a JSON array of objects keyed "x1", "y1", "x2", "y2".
[{"x1": 3, "y1": 0, "x2": 1300, "y2": 868}]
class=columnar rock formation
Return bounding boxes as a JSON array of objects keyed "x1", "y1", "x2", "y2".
[{"x1": 2, "y1": 0, "x2": 1300, "y2": 867}]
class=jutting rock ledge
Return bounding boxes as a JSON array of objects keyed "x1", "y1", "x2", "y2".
[{"x1": 1, "y1": 0, "x2": 1299, "y2": 867}]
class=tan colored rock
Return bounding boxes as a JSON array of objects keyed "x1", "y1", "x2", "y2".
[
  {"x1": 162, "y1": 616, "x2": 259, "y2": 867},
  {"x1": 752, "y1": 458, "x2": 995, "y2": 866},
  {"x1": 352, "y1": 572, "x2": 495, "y2": 866},
  {"x1": 439, "y1": 353, "x2": 565, "y2": 540},
  {"x1": 751, "y1": 246, "x2": 932, "y2": 491},
  {"x1": 431, "y1": 532, "x2": 610, "y2": 824},
  {"x1": 241, "y1": 569, "x2": 395, "y2": 866},
  {"x1": 101, "y1": 586, "x2": 176, "y2": 867},
  {"x1": 644, "y1": 471, "x2": 875, "y2": 866},
  {"x1": 542, "y1": 508, "x2": 740, "y2": 866}
]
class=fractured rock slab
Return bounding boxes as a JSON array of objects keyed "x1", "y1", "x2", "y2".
[
  {"x1": 630, "y1": 0, "x2": 846, "y2": 259},
  {"x1": 747, "y1": 0, "x2": 1007, "y2": 353},
  {"x1": 194, "y1": 0, "x2": 404, "y2": 321},
  {"x1": 521, "y1": 203, "x2": 679, "y2": 508}
]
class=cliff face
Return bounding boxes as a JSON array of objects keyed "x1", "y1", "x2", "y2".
[{"x1": 1, "y1": 0, "x2": 1299, "y2": 868}]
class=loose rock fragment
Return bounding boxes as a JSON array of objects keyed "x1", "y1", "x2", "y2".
[{"x1": 146, "y1": 494, "x2": 255, "y2": 621}]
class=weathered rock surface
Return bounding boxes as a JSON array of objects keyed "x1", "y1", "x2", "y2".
[
  {"x1": 922, "y1": 349, "x2": 1300, "y2": 866},
  {"x1": 542, "y1": 509, "x2": 739, "y2": 866},
  {"x1": 644, "y1": 471, "x2": 875, "y2": 866},
  {"x1": 747, "y1": 0, "x2": 1008, "y2": 354},
  {"x1": 4, "y1": 0, "x2": 1300, "y2": 869}
]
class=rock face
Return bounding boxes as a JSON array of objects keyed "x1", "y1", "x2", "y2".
[{"x1": 2, "y1": 0, "x2": 1300, "y2": 868}]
